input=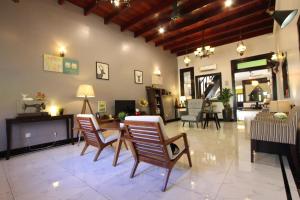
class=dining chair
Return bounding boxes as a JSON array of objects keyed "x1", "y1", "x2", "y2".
[
  {"x1": 76, "y1": 114, "x2": 119, "y2": 161},
  {"x1": 124, "y1": 116, "x2": 192, "y2": 191}
]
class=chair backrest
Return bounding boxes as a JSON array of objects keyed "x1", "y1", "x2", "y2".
[
  {"x1": 124, "y1": 116, "x2": 172, "y2": 162},
  {"x1": 187, "y1": 99, "x2": 203, "y2": 116},
  {"x1": 76, "y1": 114, "x2": 105, "y2": 144},
  {"x1": 211, "y1": 101, "x2": 224, "y2": 113}
]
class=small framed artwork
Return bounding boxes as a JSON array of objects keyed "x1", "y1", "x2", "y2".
[
  {"x1": 96, "y1": 62, "x2": 109, "y2": 80},
  {"x1": 98, "y1": 101, "x2": 106, "y2": 113},
  {"x1": 134, "y1": 70, "x2": 143, "y2": 84}
]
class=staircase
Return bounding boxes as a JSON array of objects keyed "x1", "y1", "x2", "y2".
[{"x1": 200, "y1": 75, "x2": 221, "y2": 99}]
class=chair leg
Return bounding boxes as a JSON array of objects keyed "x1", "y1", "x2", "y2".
[
  {"x1": 130, "y1": 160, "x2": 139, "y2": 178},
  {"x1": 196, "y1": 122, "x2": 198, "y2": 128},
  {"x1": 182, "y1": 122, "x2": 185, "y2": 127},
  {"x1": 188, "y1": 122, "x2": 191, "y2": 127},
  {"x1": 80, "y1": 143, "x2": 89, "y2": 156},
  {"x1": 93, "y1": 148, "x2": 103, "y2": 162},
  {"x1": 251, "y1": 139, "x2": 256, "y2": 163},
  {"x1": 186, "y1": 150, "x2": 192, "y2": 167},
  {"x1": 162, "y1": 168, "x2": 172, "y2": 192}
]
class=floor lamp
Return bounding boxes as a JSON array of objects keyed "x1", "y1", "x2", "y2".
[
  {"x1": 76, "y1": 84, "x2": 95, "y2": 145},
  {"x1": 76, "y1": 84, "x2": 95, "y2": 114}
]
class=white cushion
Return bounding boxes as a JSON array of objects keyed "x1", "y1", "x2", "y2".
[
  {"x1": 104, "y1": 132, "x2": 119, "y2": 143},
  {"x1": 76, "y1": 114, "x2": 106, "y2": 143},
  {"x1": 125, "y1": 115, "x2": 173, "y2": 159},
  {"x1": 181, "y1": 115, "x2": 197, "y2": 121}
]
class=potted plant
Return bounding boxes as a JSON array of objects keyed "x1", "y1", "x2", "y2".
[
  {"x1": 118, "y1": 112, "x2": 127, "y2": 122},
  {"x1": 218, "y1": 88, "x2": 233, "y2": 121}
]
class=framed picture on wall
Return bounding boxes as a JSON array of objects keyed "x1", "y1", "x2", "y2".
[
  {"x1": 96, "y1": 62, "x2": 109, "y2": 80},
  {"x1": 134, "y1": 70, "x2": 143, "y2": 84}
]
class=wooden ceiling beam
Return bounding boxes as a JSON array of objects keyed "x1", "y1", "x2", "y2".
[
  {"x1": 104, "y1": 4, "x2": 127, "y2": 24},
  {"x1": 134, "y1": 0, "x2": 218, "y2": 38},
  {"x1": 120, "y1": 0, "x2": 174, "y2": 32},
  {"x1": 58, "y1": 0, "x2": 64, "y2": 5},
  {"x1": 84, "y1": 0, "x2": 99, "y2": 16},
  {"x1": 155, "y1": 0, "x2": 271, "y2": 47},
  {"x1": 170, "y1": 19, "x2": 272, "y2": 53},
  {"x1": 175, "y1": 26, "x2": 273, "y2": 56},
  {"x1": 165, "y1": 12, "x2": 271, "y2": 51}
]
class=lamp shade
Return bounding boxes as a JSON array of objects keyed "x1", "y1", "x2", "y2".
[
  {"x1": 76, "y1": 84, "x2": 95, "y2": 98},
  {"x1": 270, "y1": 9, "x2": 298, "y2": 29}
]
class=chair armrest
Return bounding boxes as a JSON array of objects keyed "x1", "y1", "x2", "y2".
[{"x1": 165, "y1": 133, "x2": 185, "y2": 145}]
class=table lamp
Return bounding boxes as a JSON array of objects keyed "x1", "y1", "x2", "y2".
[{"x1": 76, "y1": 84, "x2": 95, "y2": 114}]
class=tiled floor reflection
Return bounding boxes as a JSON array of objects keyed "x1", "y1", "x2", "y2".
[{"x1": 0, "y1": 121, "x2": 298, "y2": 200}]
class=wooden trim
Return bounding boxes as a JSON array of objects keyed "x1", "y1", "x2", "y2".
[
  {"x1": 179, "y1": 67, "x2": 195, "y2": 98},
  {"x1": 230, "y1": 53, "x2": 276, "y2": 121}
]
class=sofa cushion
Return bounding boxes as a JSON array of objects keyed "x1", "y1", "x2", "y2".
[{"x1": 181, "y1": 115, "x2": 197, "y2": 121}]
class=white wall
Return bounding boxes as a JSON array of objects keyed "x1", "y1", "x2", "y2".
[{"x1": 0, "y1": 0, "x2": 178, "y2": 151}]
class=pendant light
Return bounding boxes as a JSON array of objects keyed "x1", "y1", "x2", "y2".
[{"x1": 236, "y1": 33, "x2": 246, "y2": 56}]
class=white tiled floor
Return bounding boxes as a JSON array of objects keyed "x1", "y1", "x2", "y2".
[{"x1": 0, "y1": 121, "x2": 298, "y2": 200}]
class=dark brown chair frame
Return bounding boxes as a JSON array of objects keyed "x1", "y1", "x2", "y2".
[
  {"x1": 124, "y1": 120, "x2": 192, "y2": 192},
  {"x1": 77, "y1": 116, "x2": 118, "y2": 161}
]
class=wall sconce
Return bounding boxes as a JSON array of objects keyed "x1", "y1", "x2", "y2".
[
  {"x1": 58, "y1": 46, "x2": 66, "y2": 57},
  {"x1": 153, "y1": 68, "x2": 161, "y2": 76}
]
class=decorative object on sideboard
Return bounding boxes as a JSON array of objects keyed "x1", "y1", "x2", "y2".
[
  {"x1": 138, "y1": 99, "x2": 149, "y2": 114},
  {"x1": 134, "y1": 70, "x2": 143, "y2": 84},
  {"x1": 118, "y1": 111, "x2": 127, "y2": 121},
  {"x1": 218, "y1": 88, "x2": 233, "y2": 121},
  {"x1": 96, "y1": 62, "x2": 109, "y2": 80},
  {"x1": 76, "y1": 84, "x2": 95, "y2": 114},
  {"x1": 18, "y1": 92, "x2": 49, "y2": 117}
]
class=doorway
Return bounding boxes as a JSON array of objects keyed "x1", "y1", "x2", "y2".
[{"x1": 231, "y1": 53, "x2": 277, "y2": 121}]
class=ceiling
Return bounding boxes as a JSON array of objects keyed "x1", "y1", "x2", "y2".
[{"x1": 58, "y1": 0, "x2": 275, "y2": 56}]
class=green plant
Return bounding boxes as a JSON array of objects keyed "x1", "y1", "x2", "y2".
[
  {"x1": 118, "y1": 112, "x2": 127, "y2": 121},
  {"x1": 218, "y1": 88, "x2": 233, "y2": 109}
]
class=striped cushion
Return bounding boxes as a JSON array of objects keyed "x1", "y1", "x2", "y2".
[{"x1": 250, "y1": 107, "x2": 300, "y2": 145}]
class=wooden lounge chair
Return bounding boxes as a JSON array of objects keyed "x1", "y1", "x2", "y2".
[
  {"x1": 76, "y1": 114, "x2": 119, "y2": 161},
  {"x1": 124, "y1": 116, "x2": 192, "y2": 192}
]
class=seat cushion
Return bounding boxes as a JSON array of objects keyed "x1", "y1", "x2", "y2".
[
  {"x1": 104, "y1": 132, "x2": 119, "y2": 143},
  {"x1": 181, "y1": 115, "x2": 197, "y2": 121}
]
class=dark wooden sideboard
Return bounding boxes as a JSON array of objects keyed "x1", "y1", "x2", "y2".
[{"x1": 5, "y1": 114, "x2": 74, "y2": 160}]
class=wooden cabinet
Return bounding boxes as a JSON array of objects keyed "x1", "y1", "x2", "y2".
[{"x1": 146, "y1": 87, "x2": 175, "y2": 122}]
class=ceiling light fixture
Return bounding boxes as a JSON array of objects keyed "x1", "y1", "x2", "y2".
[
  {"x1": 183, "y1": 56, "x2": 191, "y2": 66},
  {"x1": 194, "y1": 30, "x2": 215, "y2": 59},
  {"x1": 266, "y1": 0, "x2": 298, "y2": 29},
  {"x1": 158, "y1": 27, "x2": 165, "y2": 34},
  {"x1": 224, "y1": 0, "x2": 233, "y2": 8}
]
